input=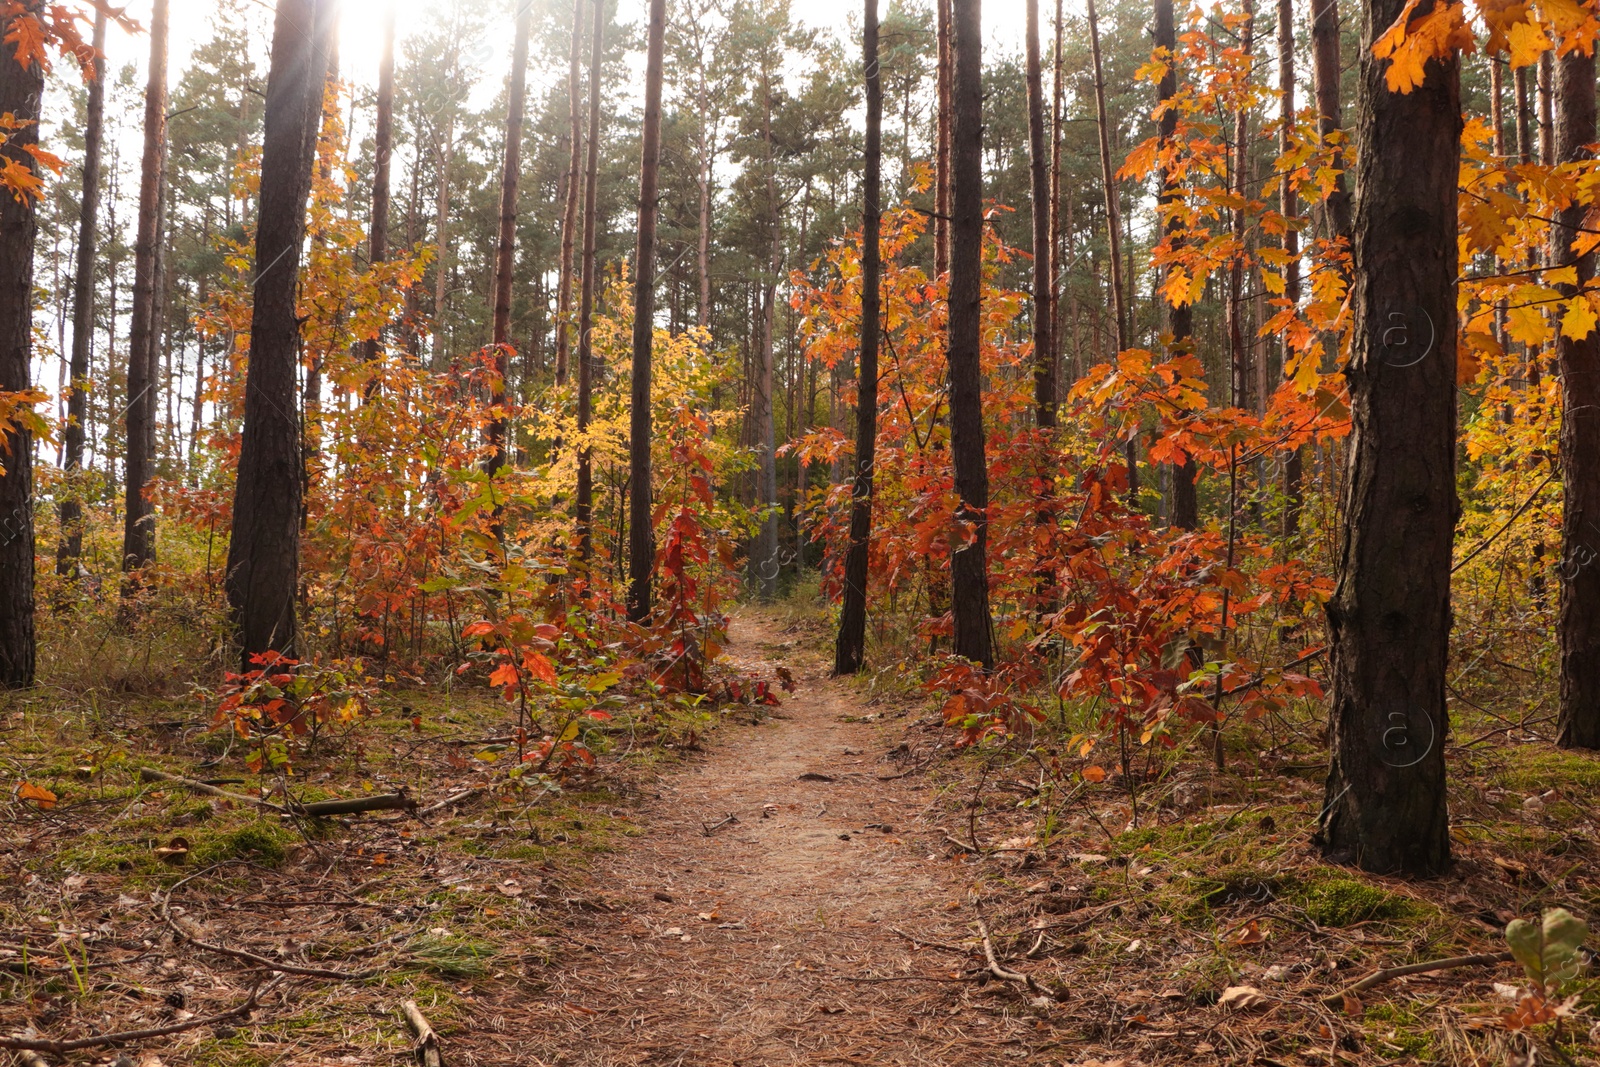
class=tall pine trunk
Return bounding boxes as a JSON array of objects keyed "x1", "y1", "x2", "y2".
[
  {"x1": 1278, "y1": 0, "x2": 1304, "y2": 542},
  {"x1": 225, "y1": 0, "x2": 338, "y2": 665},
  {"x1": 555, "y1": 0, "x2": 584, "y2": 386},
  {"x1": 935, "y1": 0, "x2": 951, "y2": 279},
  {"x1": 1555, "y1": 46, "x2": 1600, "y2": 749},
  {"x1": 575, "y1": 0, "x2": 604, "y2": 561},
  {"x1": 751, "y1": 71, "x2": 780, "y2": 602},
  {"x1": 1318, "y1": 0, "x2": 1459, "y2": 875},
  {"x1": 58, "y1": 4, "x2": 106, "y2": 577},
  {"x1": 124, "y1": 0, "x2": 170, "y2": 576},
  {"x1": 1025, "y1": 0, "x2": 1053, "y2": 431},
  {"x1": 0, "y1": 2, "x2": 43, "y2": 688},
  {"x1": 627, "y1": 0, "x2": 667, "y2": 622},
  {"x1": 1309, "y1": 0, "x2": 1351, "y2": 241},
  {"x1": 1227, "y1": 4, "x2": 1254, "y2": 415},
  {"x1": 1156, "y1": 0, "x2": 1197, "y2": 530},
  {"x1": 834, "y1": 0, "x2": 882, "y2": 675},
  {"x1": 485, "y1": 1, "x2": 531, "y2": 477},
  {"x1": 1086, "y1": 0, "x2": 1133, "y2": 494},
  {"x1": 947, "y1": 0, "x2": 993, "y2": 668},
  {"x1": 361, "y1": 2, "x2": 394, "y2": 377}
]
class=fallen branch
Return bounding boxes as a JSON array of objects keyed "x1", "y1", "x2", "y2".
[
  {"x1": 941, "y1": 831, "x2": 979, "y2": 854},
  {"x1": 0, "y1": 975, "x2": 283, "y2": 1055},
  {"x1": 976, "y1": 917, "x2": 1051, "y2": 998},
  {"x1": 139, "y1": 767, "x2": 281, "y2": 811},
  {"x1": 17, "y1": 1051, "x2": 48, "y2": 1067},
  {"x1": 139, "y1": 768, "x2": 414, "y2": 819},
  {"x1": 401, "y1": 1000, "x2": 445, "y2": 1067},
  {"x1": 419, "y1": 786, "x2": 488, "y2": 817},
  {"x1": 1320, "y1": 950, "x2": 1514, "y2": 1006},
  {"x1": 297, "y1": 792, "x2": 414, "y2": 817}
]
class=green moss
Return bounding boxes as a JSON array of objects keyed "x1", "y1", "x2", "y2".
[
  {"x1": 192, "y1": 823, "x2": 293, "y2": 867},
  {"x1": 1301, "y1": 877, "x2": 1412, "y2": 927},
  {"x1": 1493, "y1": 746, "x2": 1600, "y2": 793}
]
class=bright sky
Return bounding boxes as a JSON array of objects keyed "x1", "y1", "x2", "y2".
[{"x1": 91, "y1": 0, "x2": 1034, "y2": 110}]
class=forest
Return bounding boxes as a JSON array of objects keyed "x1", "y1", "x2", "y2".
[{"x1": 2, "y1": 0, "x2": 1600, "y2": 1062}]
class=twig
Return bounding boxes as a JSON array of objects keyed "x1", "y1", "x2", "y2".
[
  {"x1": 0, "y1": 975, "x2": 284, "y2": 1054},
  {"x1": 700, "y1": 813, "x2": 739, "y2": 836},
  {"x1": 941, "y1": 831, "x2": 980, "y2": 854},
  {"x1": 833, "y1": 972, "x2": 976, "y2": 983},
  {"x1": 888, "y1": 927, "x2": 973, "y2": 956},
  {"x1": 975, "y1": 916, "x2": 1049, "y2": 997},
  {"x1": 401, "y1": 1000, "x2": 445, "y2": 1067},
  {"x1": 1320, "y1": 950, "x2": 1514, "y2": 1006},
  {"x1": 159, "y1": 884, "x2": 385, "y2": 981},
  {"x1": 419, "y1": 786, "x2": 488, "y2": 817},
  {"x1": 1451, "y1": 473, "x2": 1557, "y2": 574}
]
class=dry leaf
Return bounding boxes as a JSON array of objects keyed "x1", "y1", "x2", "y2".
[
  {"x1": 1219, "y1": 984, "x2": 1271, "y2": 1011},
  {"x1": 17, "y1": 782, "x2": 56, "y2": 809}
]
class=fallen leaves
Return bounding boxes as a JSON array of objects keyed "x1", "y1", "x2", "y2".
[{"x1": 1218, "y1": 985, "x2": 1272, "y2": 1011}]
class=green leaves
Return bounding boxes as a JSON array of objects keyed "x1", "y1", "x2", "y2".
[{"x1": 1505, "y1": 907, "x2": 1589, "y2": 993}]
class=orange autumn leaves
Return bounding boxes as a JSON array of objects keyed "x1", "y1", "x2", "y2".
[{"x1": 1374, "y1": 0, "x2": 1599, "y2": 97}]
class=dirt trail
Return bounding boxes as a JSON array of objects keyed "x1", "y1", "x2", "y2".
[{"x1": 485, "y1": 614, "x2": 1051, "y2": 1066}]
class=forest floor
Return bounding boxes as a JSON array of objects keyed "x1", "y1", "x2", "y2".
[{"x1": 3, "y1": 611, "x2": 1599, "y2": 1065}]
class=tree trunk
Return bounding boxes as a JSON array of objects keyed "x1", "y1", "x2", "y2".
[
  {"x1": 627, "y1": 0, "x2": 667, "y2": 622},
  {"x1": 555, "y1": 0, "x2": 584, "y2": 386},
  {"x1": 835, "y1": 0, "x2": 883, "y2": 675},
  {"x1": 485, "y1": 1, "x2": 531, "y2": 478},
  {"x1": 0, "y1": 2, "x2": 43, "y2": 688},
  {"x1": 947, "y1": 0, "x2": 993, "y2": 668},
  {"x1": 58, "y1": 3, "x2": 106, "y2": 577},
  {"x1": 750, "y1": 69, "x2": 781, "y2": 603},
  {"x1": 1278, "y1": 0, "x2": 1304, "y2": 542},
  {"x1": 225, "y1": 0, "x2": 338, "y2": 666},
  {"x1": 1309, "y1": 0, "x2": 1351, "y2": 242},
  {"x1": 1049, "y1": 0, "x2": 1064, "y2": 388},
  {"x1": 1086, "y1": 0, "x2": 1133, "y2": 494},
  {"x1": 1490, "y1": 55, "x2": 1505, "y2": 158},
  {"x1": 1515, "y1": 64, "x2": 1532, "y2": 163},
  {"x1": 1025, "y1": 0, "x2": 1053, "y2": 430},
  {"x1": 575, "y1": 0, "x2": 604, "y2": 562},
  {"x1": 1156, "y1": 0, "x2": 1197, "y2": 530},
  {"x1": 124, "y1": 0, "x2": 170, "y2": 576},
  {"x1": 360, "y1": 1, "x2": 394, "y2": 378},
  {"x1": 1318, "y1": 0, "x2": 1459, "y2": 876},
  {"x1": 935, "y1": 0, "x2": 951, "y2": 279},
  {"x1": 1538, "y1": 50, "x2": 1554, "y2": 166},
  {"x1": 1555, "y1": 46, "x2": 1600, "y2": 749}
]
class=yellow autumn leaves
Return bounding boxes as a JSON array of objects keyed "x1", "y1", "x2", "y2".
[{"x1": 1375, "y1": 0, "x2": 1600, "y2": 96}]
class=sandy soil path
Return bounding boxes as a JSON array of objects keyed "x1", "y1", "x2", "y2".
[{"x1": 480, "y1": 614, "x2": 1054, "y2": 1067}]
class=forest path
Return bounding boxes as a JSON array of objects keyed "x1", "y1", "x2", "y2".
[{"x1": 478, "y1": 613, "x2": 1050, "y2": 1066}]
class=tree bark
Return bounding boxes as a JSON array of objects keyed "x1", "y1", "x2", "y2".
[
  {"x1": 575, "y1": 0, "x2": 604, "y2": 562},
  {"x1": 1025, "y1": 0, "x2": 1053, "y2": 430},
  {"x1": 1086, "y1": 0, "x2": 1134, "y2": 494},
  {"x1": 485, "y1": 0, "x2": 531, "y2": 478},
  {"x1": 225, "y1": 0, "x2": 338, "y2": 666},
  {"x1": 1538, "y1": 50, "x2": 1554, "y2": 166},
  {"x1": 1278, "y1": 0, "x2": 1304, "y2": 542},
  {"x1": 1555, "y1": 46, "x2": 1600, "y2": 749},
  {"x1": 1317, "y1": 0, "x2": 1459, "y2": 876},
  {"x1": 1515, "y1": 64, "x2": 1532, "y2": 163},
  {"x1": 947, "y1": 0, "x2": 993, "y2": 668},
  {"x1": 835, "y1": 0, "x2": 882, "y2": 676},
  {"x1": 124, "y1": 0, "x2": 170, "y2": 576},
  {"x1": 360, "y1": 0, "x2": 394, "y2": 379},
  {"x1": 0, "y1": 1, "x2": 42, "y2": 688},
  {"x1": 555, "y1": 0, "x2": 584, "y2": 386},
  {"x1": 627, "y1": 0, "x2": 667, "y2": 622},
  {"x1": 935, "y1": 0, "x2": 951, "y2": 280},
  {"x1": 1309, "y1": 0, "x2": 1351, "y2": 242},
  {"x1": 1227, "y1": 3, "x2": 1254, "y2": 416},
  {"x1": 751, "y1": 67, "x2": 780, "y2": 603},
  {"x1": 58, "y1": 3, "x2": 106, "y2": 577},
  {"x1": 1155, "y1": 0, "x2": 1197, "y2": 530}
]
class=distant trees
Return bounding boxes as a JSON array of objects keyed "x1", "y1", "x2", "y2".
[
  {"x1": 225, "y1": 0, "x2": 339, "y2": 664},
  {"x1": 485, "y1": 0, "x2": 532, "y2": 478}
]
